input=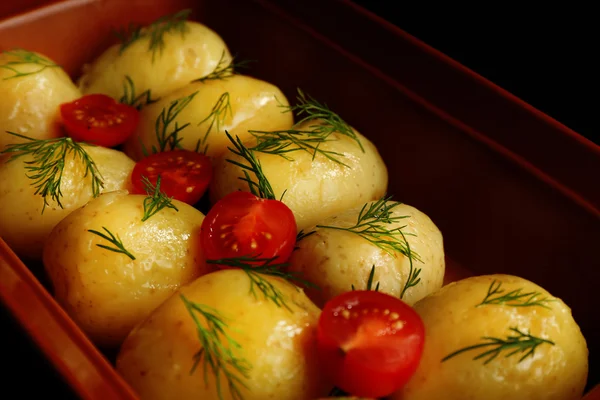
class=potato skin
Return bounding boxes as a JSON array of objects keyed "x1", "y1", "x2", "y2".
[
  {"x1": 210, "y1": 122, "x2": 388, "y2": 232},
  {"x1": 288, "y1": 201, "x2": 444, "y2": 308},
  {"x1": 0, "y1": 145, "x2": 134, "y2": 260},
  {"x1": 392, "y1": 274, "x2": 588, "y2": 400},
  {"x1": 0, "y1": 50, "x2": 80, "y2": 151},
  {"x1": 122, "y1": 74, "x2": 293, "y2": 161},
  {"x1": 116, "y1": 269, "x2": 330, "y2": 400},
  {"x1": 78, "y1": 22, "x2": 231, "y2": 100},
  {"x1": 43, "y1": 191, "x2": 212, "y2": 347}
]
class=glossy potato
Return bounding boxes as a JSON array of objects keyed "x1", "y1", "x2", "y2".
[
  {"x1": 392, "y1": 274, "x2": 588, "y2": 400},
  {"x1": 122, "y1": 74, "x2": 293, "y2": 161},
  {"x1": 210, "y1": 121, "x2": 388, "y2": 232},
  {"x1": 117, "y1": 269, "x2": 330, "y2": 400},
  {"x1": 43, "y1": 191, "x2": 212, "y2": 347},
  {"x1": 0, "y1": 49, "x2": 80, "y2": 151},
  {"x1": 0, "y1": 144, "x2": 134, "y2": 259},
  {"x1": 78, "y1": 21, "x2": 231, "y2": 100},
  {"x1": 288, "y1": 201, "x2": 445, "y2": 307}
]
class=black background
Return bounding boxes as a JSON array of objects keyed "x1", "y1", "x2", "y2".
[{"x1": 2, "y1": 1, "x2": 598, "y2": 398}]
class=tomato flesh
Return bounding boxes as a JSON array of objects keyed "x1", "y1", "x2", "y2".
[
  {"x1": 200, "y1": 191, "x2": 297, "y2": 266},
  {"x1": 131, "y1": 150, "x2": 212, "y2": 205},
  {"x1": 60, "y1": 94, "x2": 139, "y2": 148},
  {"x1": 317, "y1": 290, "x2": 425, "y2": 398}
]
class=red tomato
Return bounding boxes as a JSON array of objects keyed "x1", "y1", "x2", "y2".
[
  {"x1": 200, "y1": 191, "x2": 297, "y2": 266},
  {"x1": 60, "y1": 94, "x2": 139, "y2": 148},
  {"x1": 317, "y1": 290, "x2": 425, "y2": 398},
  {"x1": 131, "y1": 150, "x2": 212, "y2": 205}
]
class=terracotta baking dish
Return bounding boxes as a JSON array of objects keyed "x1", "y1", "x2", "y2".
[{"x1": 0, "y1": 0, "x2": 598, "y2": 398}]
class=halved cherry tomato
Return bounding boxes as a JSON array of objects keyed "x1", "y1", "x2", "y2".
[
  {"x1": 317, "y1": 290, "x2": 425, "y2": 398},
  {"x1": 60, "y1": 94, "x2": 139, "y2": 148},
  {"x1": 131, "y1": 150, "x2": 212, "y2": 205},
  {"x1": 200, "y1": 191, "x2": 297, "y2": 266}
]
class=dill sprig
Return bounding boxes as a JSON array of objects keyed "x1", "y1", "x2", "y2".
[
  {"x1": 1, "y1": 49, "x2": 59, "y2": 80},
  {"x1": 224, "y1": 131, "x2": 276, "y2": 200},
  {"x1": 296, "y1": 229, "x2": 315, "y2": 242},
  {"x1": 116, "y1": 9, "x2": 191, "y2": 61},
  {"x1": 351, "y1": 265, "x2": 380, "y2": 292},
  {"x1": 477, "y1": 280, "x2": 555, "y2": 309},
  {"x1": 153, "y1": 91, "x2": 198, "y2": 153},
  {"x1": 1, "y1": 132, "x2": 104, "y2": 212},
  {"x1": 119, "y1": 75, "x2": 158, "y2": 110},
  {"x1": 192, "y1": 52, "x2": 253, "y2": 83},
  {"x1": 194, "y1": 92, "x2": 232, "y2": 154},
  {"x1": 181, "y1": 295, "x2": 251, "y2": 400},
  {"x1": 441, "y1": 327, "x2": 555, "y2": 365},
  {"x1": 315, "y1": 197, "x2": 422, "y2": 299},
  {"x1": 141, "y1": 175, "x2": 179, "y2": 221},
  {"x1": 87, "y1": 227, "x2": 135, "y2": 260}
]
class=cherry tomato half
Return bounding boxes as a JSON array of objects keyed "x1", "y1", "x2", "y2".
[
  {"x1": 131, "y1": 150, "x2": 212, "y2": 205},
  {"x1": 200, "y1": 191, "x2": 297, "y2": 266},
  {"x1": 317, "y1": 290, "x2": 425, "y2": 398},
  {"x1": 60, "y1": 94, "x2": 139, "y2": 148}
]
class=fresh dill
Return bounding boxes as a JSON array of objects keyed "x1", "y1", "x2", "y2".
[
  {"x1": 0, "y1": 49, "x2": 59, "y2": 80},
  {"x1": 295, "y1": 229, "x2": 315, "y2": 242},
  {"x1": 153, "y1": 91, "x2": 198, "y2": 153},
  {"x1": 181, "y1": 295, "x2": 251, "y2": 400},
  {"x1": 477, "y1": 280, "x2": 555, "y2": 309},
  {"x1": 441, "y1": 327, "x2": 555, "y2": 365},
  {"x1": 194, "y1": 92, "x2": 232, "y2": 154},
  {"x1": 141, "y1": 175, "x2": 179, "y2": 222},
  {"x1": 1, "y1": 132, "x2": 104, "y2": 212},
  {"x1": 351, "y1": 265, "x2": 380, "y2": 292},
  {"x1": 192, "y1": 52, "x2": 253, "y2": 83},
  {"x1": 119, "y1": 75, "x2": 158, "y2": 110},
  {"x1": 116, "y1": 9, "x2": 191, "y2": 61},
  {"x1": 87, "y1": 227, "x2": 136, "y2": 260}
]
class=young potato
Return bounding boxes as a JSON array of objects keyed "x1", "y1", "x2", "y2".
[
  {"x1": 122, "y1": 74, "x2": 293, "y2": 161},
  {"x1": 210, "y1": 121, "x2": 388, "y2": 232},
  {"x1": 116, "y1": 269, "x2": 330, "y2": 400},
  {"x1": 287, "y1": 200, "x2": 445, "y2": 308},
  {"x1": 0, "y1": 49, "x2": 81, "y2": 151},
  {"x1": 78, "y1": 21, "x2": 231, "y2": 100},
  {"x1": 0, "y1": 144, "x2": 134, "y2": 260},
  {"x1": 392, "y1": 274, "x2": 588, "y2": 400},
  {"x1": 43, "y1": 191, "x2": 212, "y2": 348}
]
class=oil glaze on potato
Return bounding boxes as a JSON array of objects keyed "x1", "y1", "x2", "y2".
[
  {"x1": 0, "y1": 145, "x2": 134, "y2": 260},
  {"x1": 117, "y1": 269, "x2": 330, "y2": 400},
  {"x1": 0, "y1": 50, "x2": 80, "y2": 151},
  {"x1": 43, "y1": 191, "x2": 212, "y2": 347},
  {"x1": 122, "y1": 74, "x2": 293, "y2": 161},
  {"x1": 392, "y1": 274, "x2": 588, "y2": 400},
  {"x1": 210, "y1": 121, "x2": 388, "y2": 232},
  {"x1": 288, "y1": 201, "x2": 444, "y2": 307},
  {"x1": 78, "y1": 21, "x2": 231, "y2": 100}
]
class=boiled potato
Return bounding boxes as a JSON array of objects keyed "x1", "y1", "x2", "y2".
[
  {"x1": 0, "y1": 49, "x2": 80, "y2": 151},
  {"x1": 210, "y1": 121, "x2": 388, "y2": 232},
  {"x1": 288, "y1": 200, "x2": 444, "y2": 307},
  {"x1": 78, "y1": 21, "x2": 231, "y2": 100},
  {"x1": 116, "y1": 269, "x2": 330, "y2": 400},
  {"x1": 43, "y1": 190, "x2": 212, "y2": 347},
  {"x1": 0, "y1": 144, "x2": 134, "y2": 259},
  {"x1": 392, "y1": 274, "x2": 588, "y2": 400},
  {"x1": 122, "y1": 74, "x2": 293, "y2": 161}
]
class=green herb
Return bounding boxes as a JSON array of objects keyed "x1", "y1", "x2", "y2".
[
  {"x1": 1, "y1": 132, "x2": 104, "y2": 212},
  {"x1": 87, "y1": 227, "x2": 135, "y2": 260},
  {"x1": 116, "y1": 9, "x2": 191, "y2": 61},
  {"x1": 295, "y1": 229, "x2": 315, "y2": 242},
  {"x1": 181, "y1": 295, "x2": 251, "y2": 400},
  {"x1": 442, "y1": 327, "x2": 555, "y2": 365},
  {"x1": 192, "y1": 52, "x2": 253, "y2": 83},
  {"x1": 194, "y1": 92, "x2": 232, "y2": 154},
  {"x1": 1, "y1": 49, "x2": 59, "y2": 80},
  {"x1": 119, "y1": 75, "x2": 158, "y2": 110},
  {"x1": 153, "y1": 91, "x2": 198, "y2": 153},
  {"x1": 477, "y1": 280, "x2": 555, "y2": 309},
  {"x1": 351, "y1": 265, "x2": 380, "y2": 291},
  {"x1": 141, "y1": 175, "x2": 179, "y2": 221}
]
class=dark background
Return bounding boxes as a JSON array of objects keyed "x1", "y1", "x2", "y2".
[{"x1": 3, "y1": 1, "x2": 598, "y2": 398}]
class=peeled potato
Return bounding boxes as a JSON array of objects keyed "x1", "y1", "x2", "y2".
[
  {"x1": 0, "y1": 144, "x2": 134, "y2": 260},
  {"x1": 392, "y1": 274, "x2": 588, "y2": 400},
  {"x1": 78, "y1": 21, "x2": 231, "y2": 100},
  {"x1": 43, "y1": 191, "x2": 212, "y2": 347},
  {"x1": 117, "y1": 269, "x2": 330, "y2": 400},
  {"x1": 210, "y1": 121, "x2": 388, "y2": 232},
  {"x1": 288, "y1": 201, "x2": 444, "y2": 308},
  {"x1": 0, "y1": 49, "x2": 81, "y2": 151},
  {"x1": 122, "y1": 74, "x2": 293, "y2": 161}
]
